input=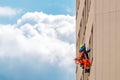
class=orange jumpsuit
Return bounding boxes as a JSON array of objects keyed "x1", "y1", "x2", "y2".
[{"x1": 75, "y1": 50, "x2": 91, "y2": 68}]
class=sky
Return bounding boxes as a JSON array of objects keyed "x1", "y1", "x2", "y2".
[
  {"x1": 0, "y1": 0, "x2": 75, "y2": 24},
  {"x1": 0, "y1": 0, "x2": 76, "y2": 80}
]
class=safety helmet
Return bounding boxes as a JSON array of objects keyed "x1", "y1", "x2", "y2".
[
  {"x1": 79, "y1": 43, "x2": 86, "y2": 52},
  {"x1": 80, "y1": 44, "x2": 84, "y2": 48}
]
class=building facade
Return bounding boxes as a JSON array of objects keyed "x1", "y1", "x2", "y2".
[{"x1": 76, "y1": 0, "x2": 120, "y2": 80}]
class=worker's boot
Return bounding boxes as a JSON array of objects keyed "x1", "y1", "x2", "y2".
[
  {"x1": 82, "y1": 66, "x2": 84, "y2": 69},
  {"x1": 85, "y1": 67, "x2": 90, "y2": 73}
]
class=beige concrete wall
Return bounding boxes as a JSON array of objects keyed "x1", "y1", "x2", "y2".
[
  {"x1": 76, "y1": 0, "x2": 120, "y2": 80},
  {"x1": 94, "y1": 0, "x2": 120, "y2": 80}
]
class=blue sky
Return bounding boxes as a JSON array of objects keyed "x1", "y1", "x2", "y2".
[
  {"x1": 0, "y1": 0, "x2": 75, "y2": 24},
  {"x1": 0, "y1": 0, "x2": 76, "y2": 80},
  {"x1": 0, "y1": 0, "x2": 75, "y2": 14}
]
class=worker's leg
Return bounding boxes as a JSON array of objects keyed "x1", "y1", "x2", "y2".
[
  {"x1": 87, "y1": 59, "x2": 91, "y2": 67},
  {"x1": 85, "y1": 59, "x2": 91, "y2": 73},
  {"x1": 83, "y1": 59, "x2": 87, "y2": 69}
]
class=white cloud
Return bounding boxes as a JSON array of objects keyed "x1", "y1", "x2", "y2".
[
  {"x1": 17, "y1": 12, "x2": 75, "y2": 43},
  {"x1": 0, "y1": 12, "x2": 75, "y2": 73},
  {"x1": 66, "y1": 7, "x2": 75, "y2": 15},
  {"x1": 66, "y1": 7, "x2": 72, "y2": 13},
  {"x1": 0, "y1": 6, "x2": 22, "y2": 17}
]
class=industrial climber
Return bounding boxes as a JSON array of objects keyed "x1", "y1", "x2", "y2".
[{"x1": 74, "y1": 44, "x2": 91, "y2": 69}]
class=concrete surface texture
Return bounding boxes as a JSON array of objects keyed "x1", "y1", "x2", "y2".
[{"x1": 76, "y1": 0, "x2": 120, "y2": 80}]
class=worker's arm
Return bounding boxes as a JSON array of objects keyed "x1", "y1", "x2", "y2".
[
  {"x1": 86, "y1": 48, "x2": 91, "y2": 53},
  {"x1": 78, "y1": 51, "x2": 84, "y2": 58}
]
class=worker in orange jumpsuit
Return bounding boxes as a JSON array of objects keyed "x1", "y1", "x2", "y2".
[{"x1": 75, "y1": 44, "x2": 91, "y2": 69}]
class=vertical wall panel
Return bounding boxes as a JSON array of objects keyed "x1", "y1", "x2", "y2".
[
  {"x1": 95, "y1": 14, "x2": 103, "y2": 80},
  {"x1": 95, "y1": 0, "x2": 120, "y2": 80}
]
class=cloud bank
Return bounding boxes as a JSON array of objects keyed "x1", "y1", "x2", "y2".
[{"x1": 0, "y1": 12, "x2": 75, "y2": 80}]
